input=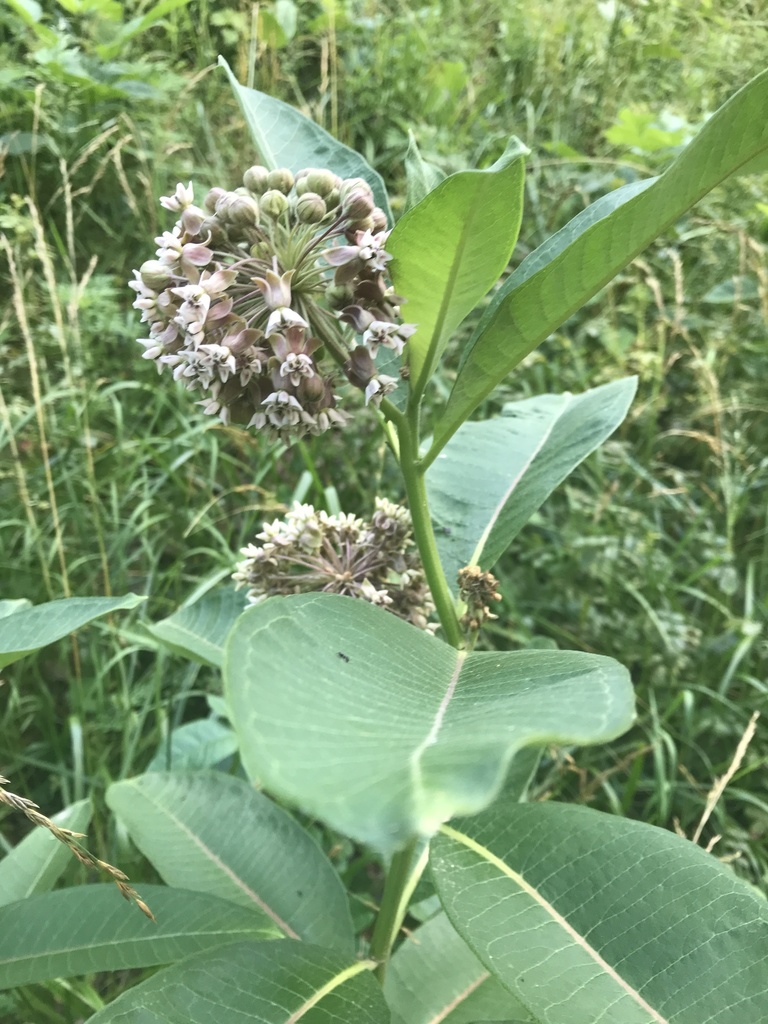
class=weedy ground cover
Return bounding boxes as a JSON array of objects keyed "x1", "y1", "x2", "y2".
[{"x1": 0, "y1": 1, "x2": 767, "y2": 1021}]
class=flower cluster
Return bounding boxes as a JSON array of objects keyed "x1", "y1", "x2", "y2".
[
  {"x1": 130, "y1": 168, "x2": 415, "y2": 438},
  {"x1": 233, "y1": 498, "x2": 435, "y2": 630},
  {"x1": 457, "y1": 566, "x2": 502, "y2": 632}
]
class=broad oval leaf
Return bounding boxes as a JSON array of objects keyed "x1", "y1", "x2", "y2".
[
  {"x1": 389, "y1": 137, "x2": 528, "y2": 391},
  {"x1": 224, "y1": 594, "x2": 634, "y2": 854},
  {"x1": 0, "y1": 594, "x2": 145, "y2": 670},
  {"x1": 107, "y1": 771, "x2": 355, "y2": 953},
  {"x1": 145, "y1": 716, "x2": 238, "y2": 772},
  {"x1": 0, "y1": 798, "x2": 91, "y2": 906},
  {"x1": 385, "y1": 911, "x2": 532, "y2": 1024},
  {"x1": 0, "y1": 885, "x2": 279, "y2": 991},
  {"x1": 86, "y1": 941, "x2": 386, "y2": 1023},
  {"x1": 219, "y1": 57, "x2": 392, "y2": 224},
  {"x1": 431, "y1": 67, "x2": 768, "y2": 456},
  {"x1": 146, "y1": 585, "x2": 248, "y2": 668},
  {"x1": 431, "y1": 802, "x2": 768, "y2": 1024},
  {"x1": 427, "y1": 377, "x2": 637, "y2": 587}
]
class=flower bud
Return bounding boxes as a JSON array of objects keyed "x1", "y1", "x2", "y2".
[
  {"x1": 295, "y1": 177, "x2": 311, "y2": 197},
  {"x1": 250, "y1": 240, "x2": 273, "y2": 259},
  {"x1": 140, "y1": 260, "x2": 174, "y2": 290},
  {"x1": 342, "y1": 187, "x2": 375, "y2": 221},
  {"x1": 200, "y1": 215, "x2": 227, "y2": 246},
  {"x1": 345, "y1": 345, "x2": 376, "y2": 389},
  {"x1": 305, "y1": 169, "x2": 339, "y2": 198},
  {"x1": 347, "y1": 215, "x2": 375, "y2": 233},
  {"x1": 296, "y1": 192, "x2": 327, "y2": 224},
  {"x1": 261, "y1": 189, "x2": 289, "y2": 218},
  {"x1": 266, "y1": 167, "x2": 295, "y2": 194},
  {"x1": 325, "y1": 283, "x2": 354, "y2": 309},
  {"x1": 204, "y1": 187, "x2": 226, "y2": 213},
  {"x1": 243, "y1": 165, "x2": 270, "y2": 193},
  {"x1": 371, "y1": 206, "x2": 388, "y2": 232},
  {"x1": 325, "y1": 187, "x2": 341, "y2": 211},
  {"x1": 297, "y1": 372, "x2": 326, "y2": 405},
  {"x1": 340, "y1": 177, "x2": 373, "y2": 203},
  {"x1": 228, "y1": 194, "x2": 261, "y2": 227}
]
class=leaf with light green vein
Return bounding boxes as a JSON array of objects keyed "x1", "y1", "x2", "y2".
[
  {"x1": 224, "y1": 594, "x2": 633, "y2": 855},
  {"x1": 385, "y1": 912, "x2": 532, "y2": 1024},
  {"x1": 86, "y1": 941, "x2": 386, "y2": 1023},
  {"x1": 107, "y1": 771, "x2": 355, "y2": 953},
  {"x1": 430, "y1": 68, "x2": 768, "y2": 457},
  {"x1": 0, "y1": 799, "x2": 91, "y2": 906},
  {"x1": 404, "y1": 130, "x2": 447, "y2": 212},
  {"x1": 145, "y1": 717, "x2": 238, "y2": 772},
  {"x1": 0, "y1": 594, "x2": 145, "y2": 670},
  {"x1": 0, "y1": 885, "x2": 280, "y2": 991},
  {"x1": 146, "y1": 586, "x2": 248, "y2": 668},
  {"x1": 388, "y1": 137, "x2": 527, "y2": 391},
  {"x1": 427, "y1": 377, "x2": 637, "y2": 588},
  {"x1": 218, "y1": 57, "x2": 392, "y2": 223},
  {"x1": 431, "y1": 801, "x2": 768, "y2": 1024}
]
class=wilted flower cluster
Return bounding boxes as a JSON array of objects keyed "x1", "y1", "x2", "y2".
[
  {"x1": 130, "y1": 166, "x2": 415, "y2": 438},
  {"x1": 457, "y1": 566, "x2": 502, "y2": 632},
  {"x1": 233, "y1": 498, "x2": 435, "y2": 630}
]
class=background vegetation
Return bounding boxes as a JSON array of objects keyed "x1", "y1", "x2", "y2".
[{"x1": 1, "y1": 1, "x2": 766, "y2": 1019}]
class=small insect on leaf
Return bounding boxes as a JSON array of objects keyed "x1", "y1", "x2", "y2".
[{"x1": 337, "y1": 652, "x2": 350, "y2": 662}]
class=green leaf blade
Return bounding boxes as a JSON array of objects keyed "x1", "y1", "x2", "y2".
[
  {"x1": 433, "y1": 68, "x2": 768, "y2": 454},
  {"x1": 146, "y1": 586, "x2": 248, "y2": 668},
  {"x1": 0, "y1": 594, "x2": 145, "y2": 669},
  {"x1": 107, "y1": 771, "x2": 355, "y2": 953},
  {"x1": 0, "y1": 885, "x2": 280, "y2": 991},
  {"x1": 431, "y1": 802, "x2": 768, "y2": 1024},
  {"x1": 389, "y1": 138, "x2": 528, "y2": 390},
  {"x1": 224, "y1": 594, "x2": 634, "y2": 854},
  {"x1": 85, "y1": 942, "x2": 387, "y2": 1023},
  {"x1": 428, "y1": 377, "x2": 637, "y2": 586}
]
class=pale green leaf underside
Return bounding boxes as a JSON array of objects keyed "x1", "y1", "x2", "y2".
[
  {"x1": 146, "y1": 586, "x2": 248, "y2": 668},
  {"x1": 385, "y1": 911, "x2": 532, "y2": 1024},
  {"x1": 404, "y1": 130, "x2": 447, "y2": 213},
  {"x1": 218, "y1": 57, "x2": 392, "y2": 223},
  {"x1": 145, "y1": 717, "x2": 238, "y2": 772},
  {"x1": 389, "y1": 137, "x2": 527, "y2": 388},
  {"x1": 107, "y1": 771, "x2": 355, "y2": 953},
  {"x1": 224, "y1": 594, "x2": 634, "y2": 854},
  {"x1": 431, "y1": 802, "x2": 768, "y2": 1024},
  {"x1": 433, "y1": 67, "x2": 768, "y2": 454},
  {"x1": 0, "y1": 594, "x2": 145, "y2": 669},
  {"x1": 85, "y1": 941, "x2": 387, "y2": 1023},
  {"x1": 0, "y1": 885, "x2": 279, "y2": 991},
  {"x1": 428, "y1": 377, "x2": 637, "y2": 588},
  {"x1": 0, "y1": 799, "x2": 91, "y2": 906}
]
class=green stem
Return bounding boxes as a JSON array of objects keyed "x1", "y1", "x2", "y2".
[
  {"x1": 369, "y1": 837, "x2": 426, "y2": 982},
  {"x1": 398, "y1": 418, "x2": 463, "y2": 649}
]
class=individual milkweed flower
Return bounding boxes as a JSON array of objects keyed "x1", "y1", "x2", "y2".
[
  {"x1": 159, "y1": 181, "x2": 195, "y2": 212},
  {"x1": 362, "y1": 320, "x2": 417, "y2": 357}
]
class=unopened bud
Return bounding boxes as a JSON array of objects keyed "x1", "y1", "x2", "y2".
[
  {"x1": 200, "y1": 215, "x2": 227, "y2": 245},
  {"x1": 140, "y1": 260, "x2": 174, "y2": 290},
  {"x1": 347, "y1": 215, "x2": 375, "y2": 233},
  {"x1": 342, "y1": 187, "x2": 375, "y2": 220},
  {"x1": 340, "y1": 177, "x2": 373, "y2": 203},
  {"x1": 306, "y1": 169, "x2": 339, "y2": 198},
  {"x1": 371, "y1": 206, "x2": 388, "y2": 232},
  {"x1": 345, "y1": 345, "x2": 376, "y2": 388},
  {"x1": 228, "y1": 194, "x2": 261, "y2": 227},
  {"x1": 296, "y1": 192, "x2": 327, "y2": 224},
  {"x1": 297, "y1": 373, "x2": 326, "y2": 404},
  {"x1": 261, "y1": 189, "x2": 289, "y2": 218},
  {"x1": 243, "y1": 165, "x2": 270, "y2": 193},
  {"x1": 204, "y1": 187, "x2": 226, "y2": 213},
  {"x1": 266, "y1": 167, "x2": 295, "y2": 194},
  {"x1": 325, "y1": 283, "x2": 354, "y2": 309}
]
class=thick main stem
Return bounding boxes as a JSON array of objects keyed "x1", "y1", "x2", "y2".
[
  {"x1": 398, "y1": 419, "x2": 463, "y2": 649},
  {"x1": 369, "y1": 838, "x2": 424, "y2": 982}
]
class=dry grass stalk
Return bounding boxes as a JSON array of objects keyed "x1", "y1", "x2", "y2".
[{"x1": 691, "y1": 710, "x2": 760, "y2": 845}]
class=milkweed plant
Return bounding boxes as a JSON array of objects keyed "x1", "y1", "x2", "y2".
[{"x1": 1, "y1": 59, "x2": 767, "y2": 1024}]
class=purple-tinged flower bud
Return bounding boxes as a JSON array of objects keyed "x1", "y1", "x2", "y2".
[
  {"x1": 228, "y1": 194, "x2": 261, "y2": 227},
  {"x1": 347, "y1": 215, "x2": 375, "y2": 233},
  {"x1": 339, "y1": 304, "x2": 375, "y2": 332},
  {"x1": 342, "y1": 187, "x2": 375, "y2": 221},
  {"x1": 297, "y1": 372, "x2": 326, "y2": 405},
  {"x1": 340, "y1": 178, "x2": 373, "y2": 203},
  {"x1": 140, "y1": 260, "x2": 175, "y2": 290},
  {"x1": 345, "y1": 345, "x2": 376, "y2": 389},
  {"x1": 261, "y1": 189, "x2": 289, "y2": 218},
  {"x1": 204, "y1": 187, "x2": 227, "y2": 213},
  {"x1": 296, "y1": 192, "x2": 327, "y2": 224},
  {"x1": 243, "y1": 165, "x2": 270, "y2": 193},
  {"x1": 200, "y1": 216, "x2": 227, "y2": 246},
  {"x1": 266, "y1": 168, "x2": 295, "y2": 194},
  {"x1": 305, "y1": 169, "x2": 339, "y2": 198},
  {"x1": 371, "y1": 207, "x2": 388, "y2": 232}
]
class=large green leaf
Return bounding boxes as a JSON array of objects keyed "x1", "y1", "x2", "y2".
[
  {"x1": 385, "y1": 912, "x2": 532, "y2": 1024},
  {"x1": 224, "y1": 594, "x2": 633, "y2": 854},
  {"x1": 107, "y1": 771, "x2": 354, "y2": 953},
  {"x1": 0, "y1": 885, "x2": 279, "y2": 991},
  {"x1": 431, "y1": 68, "x2": 768, "y2": 457},
  {"x1": 0, "y1": 594, "x2": 145, "y2": 670},
  {"x1": 218, "y1": 57, "x2": 392, "y2": 223},
  {"x1": 427, "y1": 378, "x2": 637, "y2": 588},
  {"x1": 145, "y1": 717, "x2": 238, "y2": 771},
  {"x1": 431, "y1": 802, "x2": 768, "y2": 1024},
  {"x1": 0, "y1": 799, "x2": 91, "y2": 906},
  {"x1": 146, "y1": 586, "x2": 248, "y2": 668},
  {"x1": 389, "y1": 137, "x2": 527, "y2": 391},
  {"x1": 404, "y1": 130, "x2": 447, "y2": 213},
  {"x1": 86, "y1": 941, "x2": 386, "y2": 1023}
]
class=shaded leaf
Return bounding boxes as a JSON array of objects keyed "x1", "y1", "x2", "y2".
[
  {"x1": 432, "y1": 802, "x2": 768, "y2": 1024},
  {"x1": 224, "y1": 594, "x2": 633, "y2": 854},
  {"x1": 432, "y1": 68, "x2": 768, "y2": 456},
  {"x1": 108, "y1": 771, "x2": 354, "y2": 952},
  {"x1": 428, "y1": 378, "x2": 637, "y2": 587},
  {"x1": 0, "y1": 799, "x2": 91, "y2": 906},
  {"x1": 146, "y1": 586, "x2": 248, "y2": 668},
  {"x1": 218, "y1": 57, "x2": 392, "y2": 223},
  {"x1": 0, "y1": 594, "x2": 145, "y2": 670},
  {"x1": 0, "y1": 885, "x2": 279, "y2": 991},
  {"x1": 145, "y1": 717, "x2": 238, "y2": 772}
]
